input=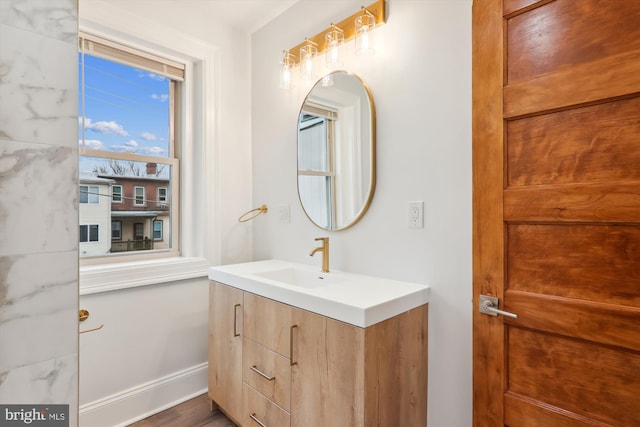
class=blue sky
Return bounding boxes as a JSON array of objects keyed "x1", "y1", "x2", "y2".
[{"x1": 78, "y1": 53, "x2": 170, "y2": 163}]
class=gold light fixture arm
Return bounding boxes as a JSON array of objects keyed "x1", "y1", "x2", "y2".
[{"x1": 287, "y1": 0, "x2": 386, "y2": 65}]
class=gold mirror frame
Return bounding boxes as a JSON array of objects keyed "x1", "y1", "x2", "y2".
[{"x1": 297, "y1": 71, "x2": 376, "y2": 231}]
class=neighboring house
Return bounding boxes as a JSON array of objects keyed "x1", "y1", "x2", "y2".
[
  {"x1": 99, "y1": 164, "x2": 170, "y2": 253},
  {"x1": 79, "y1": 175, "x2": 114, "y2": 256}
]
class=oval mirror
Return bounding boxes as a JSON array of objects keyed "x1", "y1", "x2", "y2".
[{"x1": 297, "y1": 71, "x2": 376, "y2": 231}]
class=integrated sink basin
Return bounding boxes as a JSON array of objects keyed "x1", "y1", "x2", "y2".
[
  {"x1": 254, "y1": 268, "x2": 342, "y2": 289},
  {"x1": 208, "y1": 259, "x2": 430, "y2": 328}
]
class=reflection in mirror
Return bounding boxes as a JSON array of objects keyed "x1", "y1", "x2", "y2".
[{"x1": 297, "y1": 71, "x2": 375, "y2": 230}]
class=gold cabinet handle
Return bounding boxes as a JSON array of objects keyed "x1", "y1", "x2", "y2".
[
  {"x1": 250, "y1": 365, "x2": 275, "y2": 381},
  {"x1": 290, "y1": 324, "x2": 298, "y2": 366},
  {"x1": 233, "y1": 304, "x2": 241, "y2": 337},
  {"x1": 250, "y1": 413, "x2": 267, "y2": 427}
]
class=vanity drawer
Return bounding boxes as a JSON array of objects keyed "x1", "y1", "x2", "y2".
[
  {"x1": 243, "y1": 292, "x2": 292, "y2": 357},
  {"x1": 243, "y1": 337, "x2": 291, "y2": 411},
  {"x1": 243, "y1": 383, "x2": 290, "y2": 427}
]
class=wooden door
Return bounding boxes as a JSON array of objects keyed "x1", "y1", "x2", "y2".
[
  {"x1": 473, "y1": 0, "x2": 640, "y2": 426},
  {"x1": 208, "y1": 282, "x2": 243, "y2": 424}
]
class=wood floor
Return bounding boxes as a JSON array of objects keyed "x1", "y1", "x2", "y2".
[{"x1": 128, "y1": 394, "x2": 236, "y2": 427}]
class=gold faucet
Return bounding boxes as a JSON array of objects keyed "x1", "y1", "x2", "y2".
[{"x1": 309, "y1": 237, "x2": 329, "y2": 273}]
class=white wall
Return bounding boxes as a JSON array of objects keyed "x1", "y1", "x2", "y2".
[
  {"x1": 251, "y1": 1, "x2": 472, "y2": 426},
  {"x1": 77, "y1": 1, "x2": 254, "y2": 425}
]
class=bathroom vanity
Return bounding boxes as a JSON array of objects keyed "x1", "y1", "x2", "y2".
[{"x1": 208, "y1": 260, "x2": 429, "y2": 427}]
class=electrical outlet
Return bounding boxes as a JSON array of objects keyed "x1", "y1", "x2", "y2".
[
  {"x1": 407, "y1": 201, "x2": 424, "y2": 229},
  {"x1": 278, "y1": 204, "x2": 290, "y2": 224}
]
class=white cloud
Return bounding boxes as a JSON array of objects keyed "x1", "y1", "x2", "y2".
[
  {"x1": 151, "y1": 93, "x2": 169, "y2": 102},
  {"x1": 140, "y1": 146, "x2": 165, "y2": 155},
  {"x1": 84, "y1": 118, "x2": 128, "y2": 136},
  {"x1": 137, "y1": 70, "x2": 166, "y2": 81},
  {"x1": 79, "y1": 139, "x2": 105, "y2": 150},
  {"x1": 111, "y1": 140, "x2": 139, "y2": 153},
  {"x1": 140, "y1": 132, "x2": 157, "y2": 141}
]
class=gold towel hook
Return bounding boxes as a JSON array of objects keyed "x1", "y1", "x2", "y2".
[{"x1": 238, "y1": 204, "x2": 268, "y2": 223}]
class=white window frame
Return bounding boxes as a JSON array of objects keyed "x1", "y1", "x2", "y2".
[
  {"x1": 157, "y1": 187, "x2": 167, "y2": 205},
  {"x1": 112, "y1": 185, "x2": 123, "y2": 203},
  {"x1": 80, "y1": 185, "x2": 100, "y2": 204},
  {"x1": 153, "y1": 220, "x2": 163, "y2": 241},
  {"x1": 134, "y1": 186, "x2": 146, "y2": 206},
  {"x1": 78, "y1": 20, "x2": 216, "y2": 295}
]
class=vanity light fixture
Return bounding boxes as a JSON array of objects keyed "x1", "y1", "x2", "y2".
[
  {"x1": 355, "y1": 6, "x2": 376, "y2": 55},
  {"x1": 300, "y1": 39, "x2": 318, "y2": 82},
  {"x1": 325, "y1": 24, "x2": 344, "y2": 69},
  {"x1": 279, "y1": 0, "x2": 386, "y2": 88},
  {"x1": 279, "y1": 50, "x2": 296, "y2": 89}
]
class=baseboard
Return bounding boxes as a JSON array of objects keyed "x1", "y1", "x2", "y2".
[{"x1": 79, "y1": 362, "x2": 208, "y2": 427}]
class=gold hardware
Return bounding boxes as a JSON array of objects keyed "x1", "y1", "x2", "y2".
[
  {"x1": 286, "y1": 0, "x2": 386, "y2": 65},
  {"x1": 79, "y1": 309, "x2": 90, "y2": 322},
  {"x1": 238, "y1": 204, "x2": 268, "y2": 222},
  {"x1": 233, "y1": 303, "x2": 241, "y2": 337},
  {"x1": 309, "y1": 237, "x2": 330, "y2": 273},
  {"x1": 290, "y1": 324, "x2": 298, "y2": 366},
  {"x1": 250, "y1": 365, "x2": 275, "y2": 381},
  {"x1": 80, "y1": 324, "x2": 104, "y2": 334}
]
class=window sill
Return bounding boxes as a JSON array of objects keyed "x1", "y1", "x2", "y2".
[{"x1": 79, "y1": 256, "x2": 210, "y2": 295}]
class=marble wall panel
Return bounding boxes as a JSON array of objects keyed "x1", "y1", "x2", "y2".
[
  {"x1": 0, "y1": 353, "x2": 78, "y2": 427},
  {"x1": 0, "y1": 24, "x2": 78, "y2": 147},
  {"x1": 0, "y1": 251, "x2": 78, "y2": 373},
  {"x1": 0, "y1": 140, "x2": 78, "y2": 256},
  {"x1": 0, "y1": 0, "x2": 77, "y2": 44}
]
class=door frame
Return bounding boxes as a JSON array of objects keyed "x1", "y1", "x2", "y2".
[{"x1": 472, "y1": 0, "x2": 505, "y2": 424}]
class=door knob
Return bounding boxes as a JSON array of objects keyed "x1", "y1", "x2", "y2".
[{"x1": 479, "y1": 294, "x2": 518, "y2": 318}]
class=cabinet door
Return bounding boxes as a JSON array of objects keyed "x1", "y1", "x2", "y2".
[
  {"x1": 208, "y1": 281, "x2": 243, "y2": 424},
  {"x1": 290, "y1": 308, "x2": 365, "y2": 427},
  {"x1": 243, "y1": 292, "x2": 292, "y2": 357}
]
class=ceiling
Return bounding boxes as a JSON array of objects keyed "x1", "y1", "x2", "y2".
[{"x1": 184, "y1": 0, "x2": 300, "y2": 34}]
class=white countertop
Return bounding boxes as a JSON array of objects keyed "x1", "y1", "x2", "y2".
[{"x1": 208, "y1": 259, "x2": 430, "y2": 328}]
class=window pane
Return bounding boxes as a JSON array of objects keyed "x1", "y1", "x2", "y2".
[
  {"x1": 134, "y1": 223, "x2": 144, "y2": 240},
  {"x1": 80, "y1": 225, "x2": 88, "y2": 242},
  {"x1": 112, "y1": 221, "x2": 121, "y2": 239},
  {"x1": 153, "y1": 220, "x2": 162, "y2": 240},
  {"x1": 89, "y1": 224, "x2": 99, "y2": 241},
  {"x1": 79, "y1": 186, "x2": 88, "y2": 204},
  {"x1": 298, "y1": 115, "x2": 330, "y2": 171},
  {"x1": 112, "y1": 186, "x2": 122, "y2": 202},
  {"x1": 79, "y1": 157, "x2": 172, "y2": 256},
  {"x1": 79, "y1": 53, "x2": 170, "y2": 157},
  {"x1": 88, "y1": 186, "x2": 99, "y2": 203}
]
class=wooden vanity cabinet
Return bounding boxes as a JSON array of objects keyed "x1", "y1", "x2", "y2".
[
  {"x1": 208, "y1": 281, "x2": 243, "y2": 424},
  {"x1": 208, "y1": 281, "x2": 429, "y2": 427}
]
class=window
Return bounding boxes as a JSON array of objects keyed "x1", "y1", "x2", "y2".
[
  {"x1": 112, "y1": 185, "x2": 123, "y2": 203},
  {"x1": 153, "y1": 220, "x2": 163, "y2": 240},
  {"x1": 80, "y1": 185, "x2": 99, "y2": 204},
  {"x1": 112, "y1": 220, "x2": 122, "y2": 240},
  {"x1": 134, "y1": 223, "x2": 144, "y2": 240},
  {"x1": 157, "y1": 187, "x2": 167, "y2": 206},
  {"x1": 78, "y1": 32, "x2": 183, "y2": 260},
  {"x1": 134, "y1": 187, "x2": 145, "y2": 206},
  {"x1": 80, "y1": 224, "x2": 99, "y2": 242}
]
